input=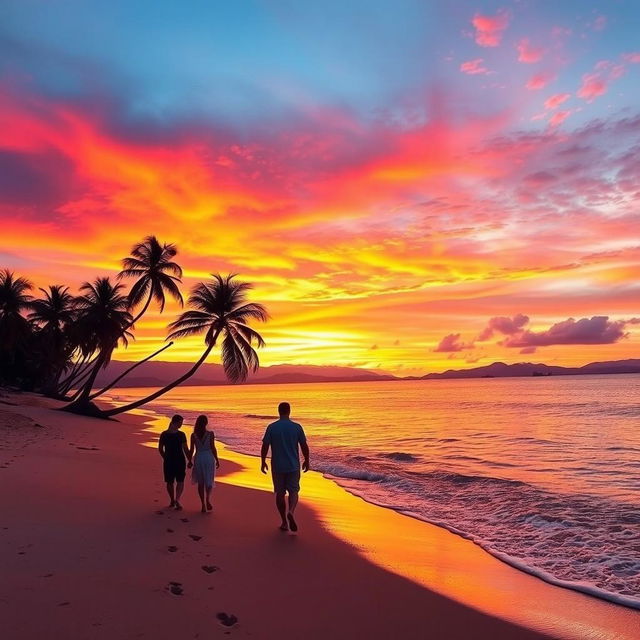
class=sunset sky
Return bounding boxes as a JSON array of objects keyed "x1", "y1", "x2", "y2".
[{"x1": 1, "y1": 0, "x2": 639, "y2": 375}]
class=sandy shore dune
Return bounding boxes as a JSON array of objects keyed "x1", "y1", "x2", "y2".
[{"x1": 1, "y1": 394, "x2": 638, "y2": 640}]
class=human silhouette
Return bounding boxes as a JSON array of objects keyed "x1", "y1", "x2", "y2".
[
  {"x1": 158, "y1": 414, "x2": 190, "y2": 510},
  {"x1": 261, "y1": 402, "x2": 310, "y2": 531},
  {"x1": 189, "y1": 414, "x2": 220, "y2": 513}
]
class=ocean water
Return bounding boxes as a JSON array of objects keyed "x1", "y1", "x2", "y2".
[{"x1": 109, "y1": 374, "x2": 640, "y2": 609}]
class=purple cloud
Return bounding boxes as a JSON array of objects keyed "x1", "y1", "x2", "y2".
[
  {"x1": 478, "y1": 313, "x2": 529, "y2": 341},
  {"x1": 502, "y1": 316, "x2": 638, "y2": 348},
  {"x1": 434, "y1": 333, "x2": 472, "y2": 352}
]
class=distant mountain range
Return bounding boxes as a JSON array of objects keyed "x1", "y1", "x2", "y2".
[
  {"x1": 95, "y1": 362, "x2": 396, "y2": 388},
  {"x1": 420, "y1": 359, "x2": 640, "y2": 379},
  {"x1": 94, "y1": 358, "x2": 640, "y2": 389}
]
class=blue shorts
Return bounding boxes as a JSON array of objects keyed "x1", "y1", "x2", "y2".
[{"x1": 272, "y1": 470, "x2": 300, "y2": 494}]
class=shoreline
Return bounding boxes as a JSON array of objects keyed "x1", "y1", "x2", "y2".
[
  {"x1": 110, "y1": 386, "x2": 640, "y2": 615},
  {"x1": 1, "y1": 393, "x2": 639, "y2": 639}
]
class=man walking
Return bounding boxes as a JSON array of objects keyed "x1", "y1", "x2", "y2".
[{"x1": 261, "y1": 402, "x2": 310, "y2": 532}]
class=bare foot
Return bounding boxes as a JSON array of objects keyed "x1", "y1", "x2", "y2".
[
  {"x1": 279, "y1": 522, "x2": 288, "y2": 531},
  {"x1": 206, "y1": 502, "x2": 213, "y2": 511},
  {"x1": 287, "y1": 513, "x2": 298, "y2": 532},
  {"x1": 174, "y1": 502, "x2": 182, "y2": 511},
  {"x1": 201, "y1": 505, "x2": 207, "y2": 513}
]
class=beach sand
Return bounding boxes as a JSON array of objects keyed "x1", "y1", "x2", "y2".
[{"x1": 1, "y1": 393, "x2": 639, "y2": 639}]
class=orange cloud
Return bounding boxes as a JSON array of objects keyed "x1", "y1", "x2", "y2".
[{"x1": 1, "y1": 85, "x2": 639, "y2": 373}]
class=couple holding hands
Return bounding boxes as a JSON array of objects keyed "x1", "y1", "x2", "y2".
[{"x1": 158, "y1": 414, "x2": 219, "y2": 513}]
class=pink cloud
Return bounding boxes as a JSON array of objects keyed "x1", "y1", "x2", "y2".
[
  {"x1": 472, "y1": 12, "x2": 509, "y2": 47},
  {"x1": 549, "y1": 110, "x2": 572, "y2": 127},
  {"x1": 623, "y1": 52, "x2": 640, "y2": 63},
  {"x1": 517, "y1": 38, "x2": 544, "y2": 63},
  {"x1": 460, "y1": 58, "x2": 490, "y2": 75},
  {"x1": 526, "y1": 72, "x2": 555, "y2": 90},
  {"x1": 544, "y1": 93, "x2": 571, "y2": 110},
  {"x1": 478, "y1": 314, "x2": 529, "y2": 341},
  {"x1": 502, "y1": 316, "x2": 637, "y2": 348},
  {"x1": 592, "y1": 15, "x2": 607, "y2": 31},
  {"x1": 577, "y1": 60, "x2": 628, "y2": 103},
  {"x1": 434, "y1": 333, "x2": 472, "y2": 352},
  {"x1": 577, "y1": 72, "x2": 608, "y2": 102}
]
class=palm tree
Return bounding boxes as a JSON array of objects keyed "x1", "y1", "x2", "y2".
[
  {"x1": 71, "y1": 236, "x2": 184, "y2": 398},
  {"x1": 63, "y1": 278, "x2": 133, "y2": 415},
  {"x1": 29, "y1": 285, "x2": 77, "y2": 393},
  {"x1": 119, "y1": 236, "x2": 183, "y2": 325},
  {"x1": 29, "y1": 285, "x2": 76, "y2": 332},
  {"x1": 0, "y1": 270, "x2": 34, "y2": 384},
  {"x1": 103, "y1": 274, "x2": 268, "y2": 418},
  {"x1": 0, "y1": 269, "x2": 33, "y2": 340}
]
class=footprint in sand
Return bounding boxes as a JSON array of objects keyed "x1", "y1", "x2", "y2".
[
  {"x1": 167, "y1": 546, "x2": 178, "y2": 553},
  {"x1": 58, "y1": 602, "x2": 70, "y2": 607},
  {"x1": 201, "y1": 565, "x2": 219, "y2": 574},
  {"x1": 155, "y1": 510, "x2": 165, "y2": 516},
  {"x1": 216, "y1": 613, "x2": 238, "y2": 627},
  {"x1": 167, "y1": 581, "x2": 183, "y2": 596},
  {"x1": 180, "y1": 518, "x2": 189, "y2": 523},
  {"x1": 188, "y1": 534, "x2": 202, "y2": 542},
  {"x1": 166, "y1": 528, "x2": 174, "y2": 533}
]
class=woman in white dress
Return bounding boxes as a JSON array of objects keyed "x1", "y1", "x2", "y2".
[{"x1": 189, "y1": 415, "x2": 220, "y2": 513}]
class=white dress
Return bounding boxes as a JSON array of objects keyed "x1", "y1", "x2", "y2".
[{"x1": 192, "y1": 431, "x2": 215, "y2": 488}]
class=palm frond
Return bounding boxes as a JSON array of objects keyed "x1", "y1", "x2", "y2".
[
  {"x1": 226, "y1": 302, "x2": 270, "y2": 323},
  {"x1": 232, "y1": 322, "x2": 266, "y2": 348},
  {"x1": 221, "y1": 332, "x2": 249, "y2": 383}
]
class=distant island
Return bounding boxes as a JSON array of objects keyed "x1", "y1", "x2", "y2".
[
  {"x1": 96, "y1": 358, "x2": 640, "y2": 389},
  {"x1": 419, "y1": 359, "x2": 640, "y2": 379}
]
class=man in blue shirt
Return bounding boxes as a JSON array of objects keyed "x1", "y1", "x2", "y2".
[{"x1": 261, "y1": 402, "x2": 310, "y2": 532}]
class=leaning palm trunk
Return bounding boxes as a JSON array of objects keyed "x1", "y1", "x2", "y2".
[
  {"x1": 58, "y1": 356, "x2": 97, "y2": 397},
  {"x1": 89, "y1": 341, "x2": 173, "y2": 400},
  {"x1": 101, "y1": 334, "x2": 219, "y2": 418},
  {"x1": 128, "y1": 290, "x2": 154, "y2": 327},
  {"x1": 62, "y1": 352, "x2": 110, "y2": 416},
  {"x1": 57, "y1": 352, "x2": 95, "y2": 395}
]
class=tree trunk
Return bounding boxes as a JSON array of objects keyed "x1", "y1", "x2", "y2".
[
  {"x1": 129, "y1": 291, "x2": 153, "y2": 328},
  {"x1": 89, "y1": 341, "x2": 173, "y2": 400},
  {"x1": 57, "y1": 352, "x2": 89, "y2": 389},
  {"x1": 62, "y1": 351, "x2": 109, "y2": 415},
  {"x1": 102, "y1": 332, "x2": 220, "y2": 418},
  {"x1": 60, "y1": 358, "x2": 97, "y2": 397},
  {"x1": 58, "y1": 352, "x2": 95, "y2": 395}
]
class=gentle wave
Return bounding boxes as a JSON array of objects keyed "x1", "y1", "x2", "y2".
[
  {"x1": 317, "y1": 462, "x2": 640, "y2": 610},
  {"x1": 379, "y1": 452, "x2": 421, "y2": 462}
]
